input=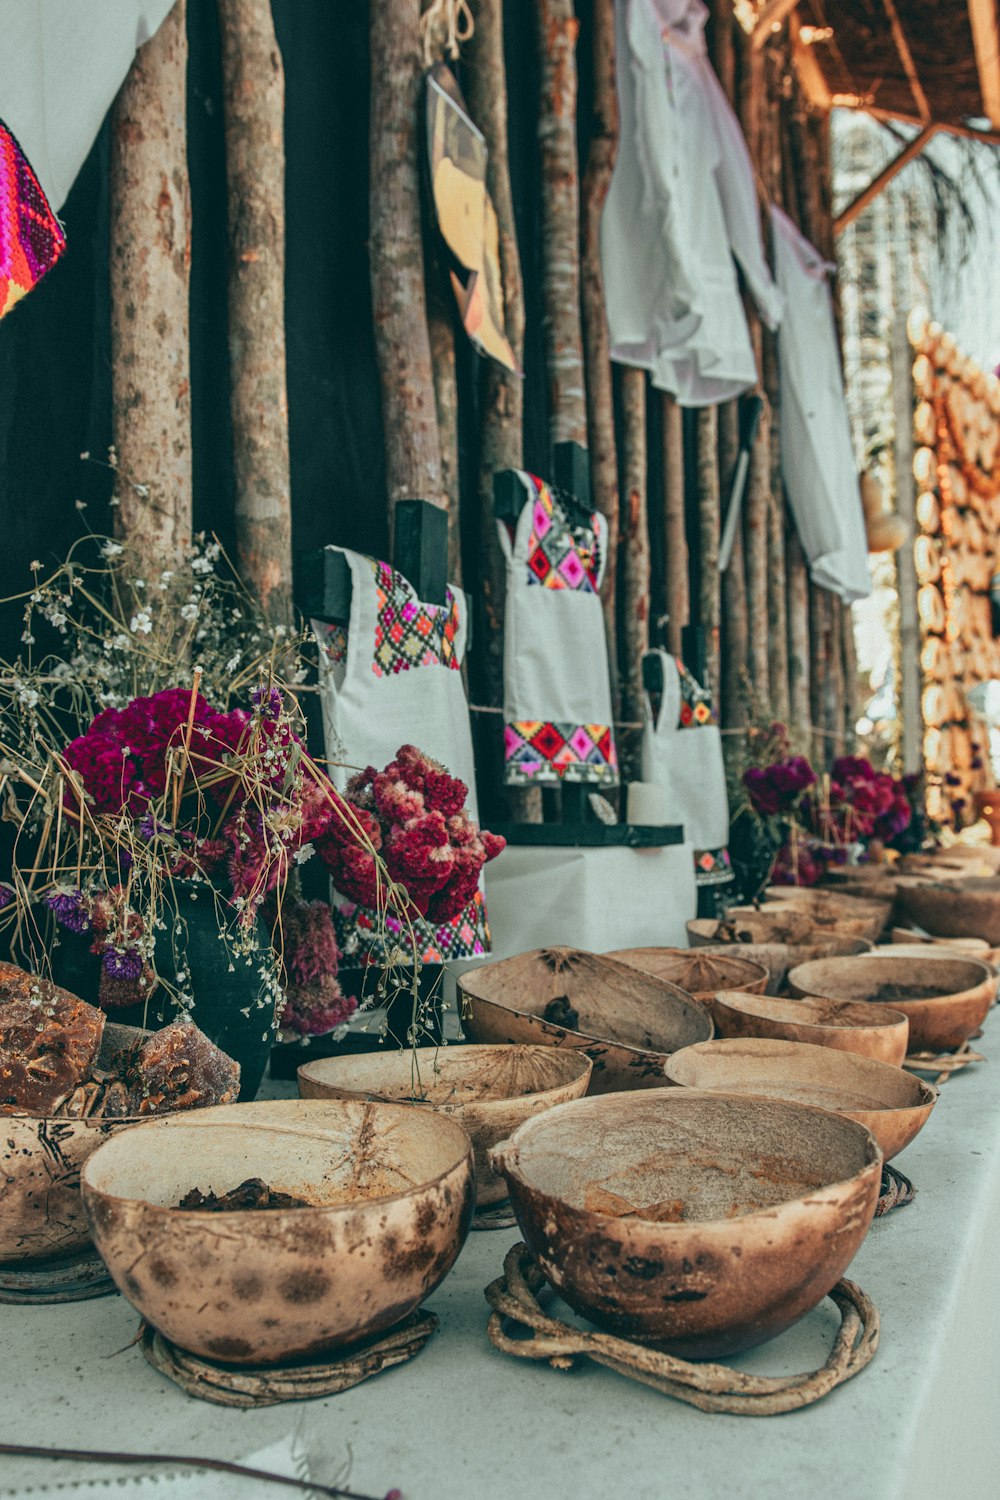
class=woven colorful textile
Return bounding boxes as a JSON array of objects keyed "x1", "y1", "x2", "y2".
[
  {"x1": 336, "y1": 889, "x2": 491, "y2": 965},
  {"x1": 504, "y1": 719, "x2": 618, "y2": 786},
  {"x1": 526, "y1": 479, "x2": 602, "y2": 593},
  {"x1": 369, "y1": 559, "x2": 462, "y2": 678},
  {"x1": 0, "y1": 118, "x2": 65, "y2": 318}
]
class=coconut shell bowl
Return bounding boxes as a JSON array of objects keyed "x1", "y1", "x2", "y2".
[
  {"x1": 459, "y1": 948, "x2": 712, "y2": 1094},
  {"x1": 711, "y1": 989, "x2": 910, "y2": 1066},
  {"x1": 82, "y1": 1099, "x2": 474, "y2": 1366},
  {"x1": 607, "y1": 948, "x2": 768, "y2": 1006},
  {"x1": 787, "y1": 953, "x2": 995, "y2": 1054},
  {"x1": 489, "y1": 1088, "x2": 881, "y2": 1359},
  {"x1": 298, "y1": 1044, "x2": 592, "y2": 1205},
  {"x1": 665, "y1": 1038, "x2": 937, "y2": 1161},
  {"x1": 896, "y1": 878, "x2": 1000, "y2": 947}
]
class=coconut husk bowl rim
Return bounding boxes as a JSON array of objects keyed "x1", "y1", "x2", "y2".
[
  {"x1": 712, "y1": 988, "x2": 911, "y2": 1032},
  {"x1": 296, "y1": 1043, "x2": 594, "y2": 1110},
  {"x1": 605, "y1": 947, "x2": 769, "y2": 994},
  {"x1": 490, "y1": 1085, "x2": 883, "y2": 1231},
  {"x1": 664, "y1": 1038, "x2": 938, "y2": 1113},
  {"x1": 80, "y1": 1098, "x2": 475, "y2": 1221},
  {"x1": 787, "y1": 951, "x2": 994, "y2": 1000}
]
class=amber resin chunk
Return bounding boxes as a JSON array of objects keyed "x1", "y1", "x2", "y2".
[
  {"x1": 0, "y1": 978, "x2": 106, "y2": 1115},
  {"x1": 124, "y1": 1017, "x2": 240, "y2": 1114}
]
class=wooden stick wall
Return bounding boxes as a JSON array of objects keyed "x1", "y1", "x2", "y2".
[{"x1": 106, "y1": 2, "x2": 861, "y2": 784}]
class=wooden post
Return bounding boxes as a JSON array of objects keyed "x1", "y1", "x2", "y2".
[
  {"x1": 580, "y1": 0, "x2": 620, "y2": 682},
  {"x1": 841, "y1": 596, "x2": 859, "y2": 749},
  {"x1": 663, "y1": 394, "x2": 688, "y2": 659},
  {"x1": 369, "y1": 0, "x2": 445, "y2": 517},
  {"x1": 744, "y1": 388, "x2": 772, "y2": 704},
  {"x1": 892, "y1": 308, "x2": 922, "y2": 773},
  {"x1": 696, "y1": 407, "x2": 722, "y2": 703},
  {"x1": 426, "y1": 265, "x2": 462, "y2": 585},
  {"x1": 110, "y1": 0, "x2": 192, "y2": 573},
  {"x1": 466, "y1": 0, "x2": 524, "y2": 704},
  {"x1": 620, "y1": 368, "x2": 650, "y2": 775},
  {"x1": 719, "y1": 401, "x2": 748, "y2": 727},
  {"x1": 786, "y1": 527, "x2": 810, "y2": 732},
  {"x1": 808, "y1": 581, "x2": 826, "y2": 764},
  {"x1": 218, "y1": 0, "x2": 293, "y2": 625},
  {"x1": 536, "y1": 0, "x2": 587, "y2": 447},
  {"x1": 767, "y1": 489, "x2": 790, "y2": 720}
]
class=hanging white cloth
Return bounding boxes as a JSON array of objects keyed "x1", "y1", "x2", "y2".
[
  {"x1": 601, "y1": 0, "x2": 783, "y2": 408},
  {"x1": 640, "y1": 648, "x2": 732, "y2": 889},
  {"x1": 772, "y1": 205, "x2": 872, "y2": 603},
  {"x1": 0, "y1": 0, "x2": 176, "y2": 210},
  {"x1": 498, "y1": 472, "x2": 618, "y2": 786},
  {"x1": 312, "y1": 548, "x2": 490, "y2": 962}
]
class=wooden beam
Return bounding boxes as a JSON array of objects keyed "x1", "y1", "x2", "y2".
[
  {"x1": 752, "y1": 0, "x2": 800, "y2": 51},
  {"x1": 789, "y1": 12, "x2": 832, "y2": 110},
  {"x1": 881, "y1": 0, "x2": 931, "y2": 123},
  {"x1": 860, "y1": 103, "x2": 1000, "y2": 146},
  {"x1": 833, "y1": 124, "x2": 938, "y2": 234},
  {"x1": 969, "y1": 0, "x2": 1000, "y2": 127}
]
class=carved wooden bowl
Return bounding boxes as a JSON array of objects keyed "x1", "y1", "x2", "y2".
[
  {"x1": 896, "y1": 878, "x2": 1000, "y2": 947},
  {"x1": 489, "y1": 1088, "x2": 881, "y2": 1359},
  {"x1": 298, "y1": 1044, "x2": 592, "y2": 1205},
  {"x1": 711, "y1": 989, "x2": 910, "y2": 1066},
  {"x1": 459, "y1": 949, "x2": 712, "y2": 1094},
  {"x1": 0, "y1": 1023, "x2": 150, "y2": 1265},
  {"x1": 665, "y1": 1038, "x2": 937, "y2": 1161},
  {"x1": 82, "y1": 1099, "x2": 474, "y2": 1366},
  {"x1": 688, "y1": 938, "x2": 872, "y2": 993},
  {"x1": 607, "y1": 948, "x2": 768, "y2": 1005},
  {"x1": 788, "y1": 953, "x2": 995, "y2": 1053},
  {"x1": 762, "y1": 889, "x2": 892, "y2": 941}
]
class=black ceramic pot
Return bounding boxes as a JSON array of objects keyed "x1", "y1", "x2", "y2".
[{"x1": 48, "y1": 881, "x2": 276, "y2": 1101}]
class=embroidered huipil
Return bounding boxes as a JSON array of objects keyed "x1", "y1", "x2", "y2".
[
  {"x1": 313, "y1": 549, "x2": 490, "y2": 963},
  {"x1": 640, "y1": 649, "x2": 731, "y2": 888},
  {"x1": 499, "y1": 474, "x2": 618, "y2": 786},
  {"x1": 601, "y1": 0, "x2": 783, "y2": 407},
  {"x1": 772, "y1": 206, "x2": 872, "y2": 604},
  {"x1": 0, "y1": 119, "x2": 65, "y2": 317}
]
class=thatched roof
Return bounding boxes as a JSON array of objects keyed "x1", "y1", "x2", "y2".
[{"x1": 764, "y1": 1, "x2": 1000, "y2": 142}]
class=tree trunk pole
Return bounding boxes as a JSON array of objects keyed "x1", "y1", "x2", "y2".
[
  {"x1": 663, "y1": 394, "x2": 688, "y2": 659},
  {"x1": 110, "y1": 0, "x2": 192, "y2": 573},
  {"x1": 427, "y1": 264, "x2": 462, "y2": 585},
  {"x1": 767, "y1": 488, "x2": 790, "y2": 720},
  {"x1": 218, "y1": 0, "x2": 293, "y2": 625},
  {"x1": 369, "y1": 0, "x2": 444, "y2": 519},
  {"x1": 536, "y1": 0, "x2": 587, "y2": 448},
  {"x1": 719, "y1": 401, "x2": 748, "y2": 727},
  {"x1": 580, "y1": 0, "x2": 620, "y2": 681},
  {"x1": 466, "y1": 0, "x2": 525, "y2": 704},
  {"x1": 696, "y1": 406, "x2": 722, "y2": 703},
  {"x1": 786, "y1": 527, "x2": 811, "y2": 732},
  {"x1": 620, "y1": 367, "x2": 650, "y2": 776}
]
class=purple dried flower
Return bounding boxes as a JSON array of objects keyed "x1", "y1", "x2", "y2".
[
  {"x1": 101, "y1": 947, "x2": 143, "y2": 981},
  {"x1": 45, "y1": 889, "x2": 92, "y2": 934},
  {"x1": 251, "y1": 684, "x2": 283, "y2": 720},
  {"x1": 0, "y1": 884, "x2": 13, "y2": 910}
]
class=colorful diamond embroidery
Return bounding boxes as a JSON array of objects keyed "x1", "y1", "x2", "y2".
[
  {"x1": 315, "y1": 622, "x2": 348, "y2": 666},
  {"x1": 368, "y1": 559, "x2": 462, "y2": 678},
  {"x1": 524, "y1": 476, "x2": 601, "y2": 593},
  {"x1": 1, "y1": 119, "x2": 65, "y2": 319},
  {"x1": 694, "y1": 847, "x2": 733, "y2": 887},
  {"x1": 675, "y1": 658, "x2": 718, "y2": 728},
  {"x1": 335, "y1": 889, "x2": 490, "y2": 964},
  {"x1": 504, "y1": 720, "x2": 619, "y2": 786}
]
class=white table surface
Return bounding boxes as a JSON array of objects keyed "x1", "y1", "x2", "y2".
[{"x1": 4, "y1": 1015, "x2": 1000, "y2": 1500}]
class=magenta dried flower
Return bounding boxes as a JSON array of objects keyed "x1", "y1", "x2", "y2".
[{"x1": 45, "y1": 888, "x2": 92, "y2": 934}]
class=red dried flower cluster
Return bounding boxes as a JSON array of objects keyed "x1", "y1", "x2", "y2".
[
  {"x1": 272, "y1": 897, "x2": 357, "y2": 1037},
  {"x1": 318, "y1": 744, "x2": 506, "y2": 925}
]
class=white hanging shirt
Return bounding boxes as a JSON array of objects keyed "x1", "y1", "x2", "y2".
[
  {"x1": 312, "y1": 548, "x2": 490, "y2": 963},
  {"x1": 602, "y1": 0, "x2": 783, "y2": 408},
  {"x1": 0, "y1": 1, "x2": 175, "y2": 209},
  {"x1": 772, "y1": 206, "x2": 872, "y2": 603}
]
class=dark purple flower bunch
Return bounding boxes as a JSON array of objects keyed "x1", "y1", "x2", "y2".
[{"x1": 743, "y1": 756, "x2": 816, "y2": 818}]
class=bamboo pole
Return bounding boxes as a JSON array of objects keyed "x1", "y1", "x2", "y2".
[
  {"x1": 580, "y1": 0, "x2": 620, "y2": 678},
  {"x1": 662, "y1": 394, "x2": 688, "y2": 658},
  {"x1": 536, "y1": 0, "x2": 587, "y2": 447},
  {"x1": 719, "y1": 401, "x2": 748, "y2": 727},
  {"x1": 696, "y1": 406, "x2": 722, "y2": 702},
  {"x1": 620, "y1": 368, "x2": 650, "y2": 775},
  {"x1": 218, "y1": 0, "x2": 293, "y2": 625},
  {"x1": 369, "y1": 0, "x2": 445, "y2": 517},
  {"x1": 466, "y1": 0, "x2": 525, "y2": 705},
  {"x1": 110, "y1": 0, "x2": 192, "y2": 573}
]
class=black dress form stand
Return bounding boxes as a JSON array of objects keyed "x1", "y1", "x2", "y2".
[
  {"x1": 271, "y1": 501, "x2": 450, "y2": 1078},
  {"x1": 492, "y1": 441, "x2": 683, "y2": 851}
]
